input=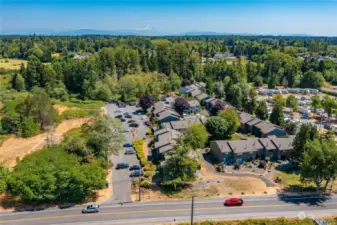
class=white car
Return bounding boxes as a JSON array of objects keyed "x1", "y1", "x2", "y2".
[{"x1": 82, "y1": 205, "x2": 100, "y2": 213}]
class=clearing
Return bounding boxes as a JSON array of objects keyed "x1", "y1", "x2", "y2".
[
  {"x1": 131, "y1": 156, "x2": 275, "y2": 202},
  {"x1": 0, "y1": 117, "x2": 92, "y2": 167},
  {"x1": 0, "y1": 59, "x2": 27, "y2": 70},
  {"x1": 53, "y1": 104, "x2": 79, "y2": 115}
]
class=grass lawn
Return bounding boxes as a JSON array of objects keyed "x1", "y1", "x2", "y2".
[
  {"x1": 151, "y1": 39, "x2": 170, "y2": 45},
  {"x1": 230, "y1": 133, "x2": 241, "y2": 141},
  {"x1": 0, "y1": 74, "x2": 12, "y2": 88},
  {"x1": 273, "y1": 170, "x2": 337, "y2": 192},
  {"x1": 0, "y1": 59, "x2": 27, "y2": 70}
]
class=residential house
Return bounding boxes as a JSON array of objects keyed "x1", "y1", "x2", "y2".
[
  {"x1": 238, "y1": 112, "x2": 254, "y2": 133},
  {"x1": 195, "y1": 93, "x2": 209, "y2": 101},
  {"x1": 162, "y1": 117, "x2": 203, "y2": 132},
  {"x1": 153, "y1": 128, "x2": 181, "y2": 159},
  {"x1": 157, "y1": 110, "x2": 180, "y2": 124},
  {"x1": 246, "y1": 118, "x2": 262, "y2": 134},
  {"x1": 179, "y1": 86, "x2": 194, "y2": 95},
  {"x1": 253, "y1": 121, "x2": 286, "y2": 137},
  {"x1": 210, "y1": 136, "x2": 294, "y2": 163},
  {"x1": 153, "y1": 102, "x2": 173, "y2": 116},
  {"x1": 270, "y1": 136, "x2": 294, "y2": 159},
  {"x1": 213, "y1": 53, "x2": 224, "y2": 60},
  {"x1": 189, "y1": 89, "x2": 202, "y2": 98},
  {"x1": 184, "y1": 100, "x2": 201, "y2": 115}
]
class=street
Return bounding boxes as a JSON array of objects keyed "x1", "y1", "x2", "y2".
[
  {"x1": 1, "y1": 195, "x2": 337, "y2": 225},
  {"x1": 105, "y1": 103, "x2": 148, "y2": 204}
]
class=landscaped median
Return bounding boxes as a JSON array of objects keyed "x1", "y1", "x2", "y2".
[{"x1": 132, "y1": 138, "x2": 156, "y2": 188}]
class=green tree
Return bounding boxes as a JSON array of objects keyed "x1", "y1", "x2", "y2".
[
  {"x1": 163, "y1": 141, "x2": 199, "y2": 190},
  {"x1": 87, "y1": 115, "x2": 124, "y2": 166},
  {"x1": 321, "y1": 95, "x2": 337, "y2": 119},
  {"x1": 218, "y1": 108, "x2": 240, "y2": 136},
  {"x1": 0, "y1": 166, "x2": 9, "y2": 193},
  {"x1": 184, "y1": 123, "x2": 208, "y2": 150},
  {"x1": 291, "y1": 123, "x2": 318, "y2": 164},
  {"x1": 301, "y1": 70, "x2": 325, "y2": 89},
  {"x1": 286, "y1": 95, "x2": 298, "y2": 112},
  {"x1": 311, "y1": 95, "x2": 321, "y2": 113},
  {"x1": 269, "y1": 103, "x2": 284, "y2": 126},
  {"x1": 300, "y1": 139, "x2": 337, "y2": 192},
  {"x1": 11, "y1": 74, "x2": 25, "y2": 91},
  {"x1": 8, "y1": 148, "x2": 106, "y2": 203},
  {"x1": 256, "y1": 101, "x2": 268, "y2": 120},
  {"x1": 205, "y1": 116, "x2": 229, "y2": 139}
]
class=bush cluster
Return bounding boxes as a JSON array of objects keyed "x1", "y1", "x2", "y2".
[{"x1": 133, "y1": 139, "x2": 148, "y2": 167}]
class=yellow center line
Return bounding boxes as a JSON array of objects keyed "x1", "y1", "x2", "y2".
[{"x1": 1, "y1": 202, "x2": 336, "y2": 224}]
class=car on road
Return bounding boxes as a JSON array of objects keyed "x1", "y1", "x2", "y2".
[
  {"x1": 124, "y1": 148, "x2": 136, "y2": 155},
  {"x1": 129, "y1": 123, "x2": 139, "y2": 128},
  {"x1": 129, "y1": 165, "x2": 141, "y2": 171},
  {"x1": 116, "y1": 163, "x2": 129, "y2": 170},
  {"x1": 130, "y1": 170, "x2": 144, "y2": 177},
  {"x1": 123, "y1": 143, "x2": 133, "y2": 147},
  {"x1": 82, "y1": 205, "x2": 100, "y2": 213},
  {"x1": 224, "y1": 198, "x2": 244, "y2": 206}
]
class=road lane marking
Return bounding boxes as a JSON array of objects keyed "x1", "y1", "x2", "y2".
[{"x1": 1, "y1": 202, "x2": 336, "y2": 224}]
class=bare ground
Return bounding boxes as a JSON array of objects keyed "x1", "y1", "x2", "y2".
[
  {"x1": 131, "y1": 156, "x2": 276, "y2": 202},
  {"x1": 53, "y1": 104, "x2": 79, "y2": 115},
  {"x1": 0, "y1": 118, "x2": 91, "y2": 167}
]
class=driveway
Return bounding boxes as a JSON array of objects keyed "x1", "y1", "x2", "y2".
[{"x1": 105, "y1": 103, "x2": 148, "y2": 204}]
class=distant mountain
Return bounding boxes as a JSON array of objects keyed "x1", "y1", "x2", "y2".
[{"x1": 55, "y1": 27, "x2": 161, "y2": 36}]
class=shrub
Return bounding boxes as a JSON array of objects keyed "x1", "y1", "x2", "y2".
[
  {"x1": 233, "y1": 163, "x2": 241, "y2": 170},
  {"x1": 258, "y1": 160, "x2": 267, "y2": 169},
  {"x1": 140, "y1": 180, "x2": 151, "y2": 188},
  {"x1": 265, "y1": 156, "x2": 270, "y2": 162},
  {"x1": 144, "y1": 163, "x2": 156, "y2": 172},
  {"x1": 146, "y1": 128, "x2": 153, "y2": 135},
  {"x1": 215, "y1": 164, "x2": 224, "y2": 172},
  {"x1": 144, "y1": 171, "x2": 153, "y2": 178},
  {"x1": 133, "y1": 139, "x2": 149, "y2": 167}
]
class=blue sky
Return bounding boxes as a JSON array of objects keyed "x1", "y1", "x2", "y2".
[{"x1": 1, "y1": 0, "x2": 337, "y2": 36}]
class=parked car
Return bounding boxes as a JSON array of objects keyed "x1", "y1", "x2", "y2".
[
  {"x1": 123, "y1": 143, "x2": 133, "y2": 147},
  {"x1": 115, "y1": 110, "x2": 122, "y2": 113},
  {"x1": 125, "y1": 148, "x2": 136, "y2": 155},
  {"x1": 224, "y1": 198, "x2": 244, "y2": 206},
  {"x1": 82, "y1": 205, "x2": 100, "y2": 213},
  {"x1": 116, "y1": 163, "x2": 129, "y2": 170},
  {"x1": 118, "y1": 103, "x2": 126, "y2": 108},
  {"x1": 129, "y1": 165, "x2": 141, "y2": 171},
  {"x1": 124, "y1": 112, "x2": 133, "y2": 118},
  {"x1": 122, "y1": 128, "x2": 129, "y2": 133},
  {"x1": 115, "y1": 115, "x2": 123, "y2": 119},
  {"x1": 120, "y1": 118, "x2": 126, "y2": 122},
  {"x1": 144, "y1": 121, "x2": 150, "y2": 126},
  {"x1": 129, "y1": 123, "x2": 139, "y2": 128},
  {"x1": 130, "y1": 170, "x2": 144, "y2": 177},
  {"x1": 127, "y1": 120, "x2": 137, "y2": 124}
]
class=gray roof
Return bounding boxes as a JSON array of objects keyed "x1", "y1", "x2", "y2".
[
  {"x1": 158, "y1": 144, "x2": 175, "y2": 154},
  {"x1": 188, "y1": 100, "x2": 200, "y2": 107},
  {"x1": 157, "y1": 110, "x2": 180, "y2": 121},
  {"x1": 154, "y1": 128, "x2": 171, "y2": 136},
  {"x1": 190, "y1": 89, "x2": 202, "y2": 97},
  {"x1": 254, "y1": 121, "x2": 283, "y2": 134},
  {"x1": 270, "y1": 136, "x2": 294, "y2": 151},
  {"x1": 228, "y1": 138, "x2": 264, "y2": 153},
  {"x1": 169, "y1": 117, "x2": 201, "y2": 130},
  {"x1": 211, "y1": 141, "x2": 232, "y2": 153},
  {"x1": 153, "y1": 102, "x2": 173, "y2": 115},
  {"x1": 258, "y1": 138, "x2": 277, "y2": 151},
  {"x1": 205, "y1": 97, "x2": 217, "y2": 103},
  {"x1": 154, "y1": 130, "x2": 181, "y2": 149},
  {"x1": 195, "y1": 93, "x2": 208, "y2": 101},
  {"x1": 239, "y1": 112, "x2": 255, "y2": 124},
  {"x1": 247, "y1": 118, "x2": 262, "y2": 126}
]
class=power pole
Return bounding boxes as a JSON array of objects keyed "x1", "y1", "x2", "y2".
[{"x1": 190, "y1": 195, "x2": 194, "y2": 225}]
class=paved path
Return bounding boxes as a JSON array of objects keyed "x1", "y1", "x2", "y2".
[
  {"x1": 105, "y1": 104, "x2": 147, "y2": 204},
  {"x1": 1, "y1": 195, "x2": 336, "y2": 225}
]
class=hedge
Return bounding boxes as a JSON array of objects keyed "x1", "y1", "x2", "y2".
[
  {"x1": 133, "y1": 139, "x2": 148, "y2": 167},
  {"x1": 178, "y1": 218, "x2": 315, "y2": 225}
]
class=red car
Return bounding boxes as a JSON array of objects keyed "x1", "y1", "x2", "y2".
[{"x1": 224, "y1": 198, "x2": 244, "y2": 206}]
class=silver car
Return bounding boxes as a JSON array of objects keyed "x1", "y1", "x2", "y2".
[{"x1": 82, "y1": 205, "x2": 100, "y2": 213}]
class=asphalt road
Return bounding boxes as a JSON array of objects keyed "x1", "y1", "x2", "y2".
[
  {"x1": 1, "y1": 195, "x2": 337, "y2": 225},
  {"x1": 105, "y1": 103, "x2": 148, "y2": 204}
]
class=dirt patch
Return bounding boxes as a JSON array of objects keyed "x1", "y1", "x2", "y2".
[
  {"x1": 143, "y1": 139, "x2": 149, "y2": 158},
  {"x1": 0, "y1": 118, "x2": 91, "y2": 167},
  {"x1": 131, "y1": 157, "x2": 276, "y2": 202},
  {"x1": 85, "y1": 169, "x2": 113, "y2": 204},
  {"x1": 53, "y1": 104, "x2": 80, "y2": 115}
]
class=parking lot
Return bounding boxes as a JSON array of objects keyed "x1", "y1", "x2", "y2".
[{"x1": 105, "y1": 103, "x2": 148, "y2": 204}]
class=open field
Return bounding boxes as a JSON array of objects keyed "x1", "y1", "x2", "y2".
[
  {"x1": 0, "y1": 59, "x2": 27, "y2": 70},
  {"x1": 0, "y1": 117, "x2": 92, "y2": 167}
]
